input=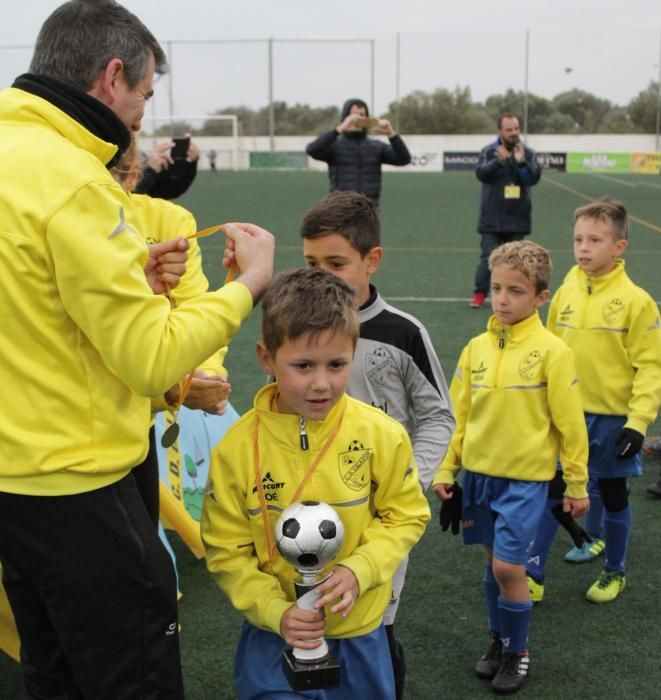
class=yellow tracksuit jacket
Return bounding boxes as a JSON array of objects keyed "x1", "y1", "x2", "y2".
[
  {"x1": 0, "y1": 88, "x2": 252, "y2": 495},
  {"x1": 201, "y1": 384, "x2": 431, "y2": 638},
  {"x1": 548, "y1": 261, "x2": 661, "y2": 435},
  {"x1": 433, "y1": 311, "x2": 588, "y2": 498}
]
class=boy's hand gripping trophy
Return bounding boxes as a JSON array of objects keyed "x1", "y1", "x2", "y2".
[{"x1": 275, "y1": 501, "x2": 345, "y2": 691}]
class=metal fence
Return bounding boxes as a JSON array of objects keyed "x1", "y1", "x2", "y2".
[{"x1": 2, "y1": 28, "x2": 660, "y2": 147}]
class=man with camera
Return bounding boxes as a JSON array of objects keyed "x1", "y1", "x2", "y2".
[
  {"x1": 470, "y1": 113, "x2": 542, "y2": 308},
  {"x1": 306, "y1": 98, "x2": 411, "y2": 206}
]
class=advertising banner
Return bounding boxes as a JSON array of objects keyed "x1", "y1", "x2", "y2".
[
  {"x1": 536, "y1": 152, "x2": 566, "y2": 171},
  {"x1": 443, "y1": 151, "x2": 480, "y2": 171},
  {"x1": 631, "y1": 152, "x2": 661, "y2": 174},
  {"x1": 567, "y1": 152, "x2": 631, "y2": 173},
  {"x1": 404, "y1": 152, "x2": 444, "y2": 171}
]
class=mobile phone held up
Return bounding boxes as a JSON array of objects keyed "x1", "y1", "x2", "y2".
[{"x1": 169, "y1": 136, "x2": 190, "y2": 174}]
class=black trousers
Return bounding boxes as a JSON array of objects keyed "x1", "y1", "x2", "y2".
[
  {"x1": 0, "y1": 473, "x2": 184, "y2": 699},
  {"x1": 132, "y1": 425, "x2": 161, "y2": 527},
  {"x1": 474, "y1": 232, "x2": 525, "y2": 295}
]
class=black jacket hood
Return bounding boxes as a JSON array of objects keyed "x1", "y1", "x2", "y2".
[{"x1": 341, "y1": 98, "x2": 369, "y2": 120}]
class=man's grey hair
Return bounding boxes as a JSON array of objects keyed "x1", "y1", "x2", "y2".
[{"x1": 30, "y1": 0, "x2": 167, "y2": 90}]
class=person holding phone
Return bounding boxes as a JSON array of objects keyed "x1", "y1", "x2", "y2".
[
  {"x1": 306, "y1": 98, "x2": 411, "y2": 206},
  {"x1": 136, "y1": 131, "x2": 201, "y2": 199},
  {"x1": 470, "y1": 113, "x2": 542, "y2": 309}
]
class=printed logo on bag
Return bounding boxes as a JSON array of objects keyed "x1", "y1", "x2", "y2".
[
  {"x1": 603, "y1": 298, "x2": 625, "y2": 326},
  {"x1": 339, "y1": 440, "x2": 372, "y2": 492},
  {"x1": 365, "y1": 346, "x2": 392, "y2": 385},
  {"x1": 519, "y1": 350, "x2": 544, "y2": 381},
  {"x1": 252, "y1": 471, "x2": 286, "y2": 501}
]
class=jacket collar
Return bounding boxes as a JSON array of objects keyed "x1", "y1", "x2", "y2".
[
  {"x1": 487, "y1": 310, "x2": 543, "y2": 346},
  {"x1": 573, "y1": 259, "x2": 626, "y2": 293},
  {"x1": 11, "y1": 73, "x2": 130, "y2": 168},
  {"x1": 253, "y1": 383, "x2": 348, "y2": 450}
]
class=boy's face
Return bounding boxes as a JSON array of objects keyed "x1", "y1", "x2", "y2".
[
  {"x1": 303, "y1": 233, "x2": 382, "y2": 307},
  {"x1": 573, "y1": 216, "x2": 627, "y2": 278},
  {"x1": 256, "y1": 329, "x2": 354, "y2": 421},
  {"x1": 490, "y1": 264, "x2": 549, "y2": 326}
]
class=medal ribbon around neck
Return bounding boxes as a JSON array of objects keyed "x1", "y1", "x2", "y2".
[
  {"x1": 253, "y1": 408, "x2": 345, "y2": 571},
  {"x1": 160, "y1": 224, "x2": 238, "y2": 448}
]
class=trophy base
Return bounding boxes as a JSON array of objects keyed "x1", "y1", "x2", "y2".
[{"x1": 282, "y1": 649, "x2": 341, "y2": 691}]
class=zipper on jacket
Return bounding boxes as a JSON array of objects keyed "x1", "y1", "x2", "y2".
[
  {"x1": 498, "y1": 328, "x2": 505, "y2": 349},
  {"x1": 587, "y1": 277, "x2": 592, "y2": 295},
  {"x1": 299, "y1": 415, "x2": 309, "y2": 451}
]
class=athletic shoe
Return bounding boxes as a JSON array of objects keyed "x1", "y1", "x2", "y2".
[
  {"x1": 585, "y1": 569, "x2": 626, "y2": 604},
  {"x1": 564, "y1": 538, "x2": 605, "y2": 563},
  {"x1": 642, "y1": 437, "x2": 661, "y2": 457},
  {"x1": 647, "y1": 478, "x2": 661, "y2": 498},
  {"x1": 526, "y1": 575, "x2": 544, "y2": 604},
  {"x1": 475, "y1": 636, "x2": 502, "y2": 680},
  {"x1": 470, "y1": 292, "x2": 486, "y2": 308},
  {"x1": 491, "y1": 652, "x2": 530, "y2": 694}
]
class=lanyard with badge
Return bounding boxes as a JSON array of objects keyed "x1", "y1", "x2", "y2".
[{"x1": 253, "y1": 403, "x2": 345, "y2": 572}]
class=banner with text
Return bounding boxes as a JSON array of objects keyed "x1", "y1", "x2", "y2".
[
  {"x1": 443, "y1": 151, "x2": 479, "y2": 171},
  {"x1": 567, "y1": 152, "x2": 631, "y2": 173},
  {"x1": 631, "y1": 152, "x2": 661, "y2": 174}
]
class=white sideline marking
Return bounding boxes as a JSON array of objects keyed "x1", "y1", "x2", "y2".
[{"x1": 590, "y1": 173, "x2": 636, "y2": 187}]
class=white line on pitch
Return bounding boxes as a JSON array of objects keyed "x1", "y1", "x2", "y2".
[{"x1": 590, "y1": 173, "x2": 636, "y2": 187}]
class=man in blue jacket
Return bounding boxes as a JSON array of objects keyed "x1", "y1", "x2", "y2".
[
  {"x1": 471, "y1": 113, "x2": 542, "y2": 308},
  {"x1": 306, "y1": 98, "x2": 411, "y2": 206}
]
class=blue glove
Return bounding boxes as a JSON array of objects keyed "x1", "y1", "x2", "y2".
[
  {"x1": 615, "y1": 428, "x2": 644, "y2": 459},
  {"x1": 439, "y1": 482, "x2": 463, "y2": 535}
]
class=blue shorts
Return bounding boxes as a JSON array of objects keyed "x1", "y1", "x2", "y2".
[
  {"x1": 234, "y1": 621, "x2": 394, "y2": 700},
  {"x1": 462, "y1": 472, "x2": 548, "y2": 565},
  {"x1": 586, "y1": 413, "x2": 642, "y2": 479}
]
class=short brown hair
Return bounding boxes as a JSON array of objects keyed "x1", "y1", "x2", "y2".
[
  {"x1": 573, "y1": 198, "x2": 629, "y2": 241},
  {"x1": 489, "y1": 240, "x2": 552, "y2": 294},
  {"x1": 498, "y1": 112, "x2": 520, "y2": 129},
  {"x1": 300, "y1": 191, "x2": 380, "y2": 256},
  {"x1": 261, "y1": 268, "x2": 359, "y2": 356}
]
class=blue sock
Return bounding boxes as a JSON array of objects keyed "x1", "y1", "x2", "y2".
[
  {"x1": 483, "y1": 565, "x2": 501, "y2": 636},
  {"x1": 498, "y1": 597, "x2": 532, "y2": 654},
  {"x1": 604, "y1": 505, "x2": 632, "y2": 573},
  {"x1": 526, "y1": 498, "x2": 562, "y2": 582},
  {"x1": 585, "y1": 477, "x2": 604, "y2": 538}
]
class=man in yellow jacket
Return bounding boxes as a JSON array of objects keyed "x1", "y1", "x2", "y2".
[{"x1": 0, "y1": 2, "x2": 274, "y2": 698}]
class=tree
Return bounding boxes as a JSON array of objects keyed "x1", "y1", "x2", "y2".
[
  {"x1": 628, "y1": 82, "x2": 661, "y2": 133},
  {"x1": 386, "y1": 86, "x2": 491, "y2": 134},
  {"x1": 552, "y1": 89, "x2": 612, "y2": 133}
]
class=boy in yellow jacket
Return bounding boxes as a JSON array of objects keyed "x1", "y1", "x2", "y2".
[
  {"x1": 433, "y1": 241, "x2": 588, "y2": 694},
  {"x1": 526, "y1": 199, "x2": 661, "y2": 604},
  {"x1": 201, "y1": 268, "x2": 430, "y2": 699}
]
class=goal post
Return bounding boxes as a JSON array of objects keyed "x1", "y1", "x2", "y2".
[{"x1": 139, "y1": 115, "x2": 240, "y2": 171}]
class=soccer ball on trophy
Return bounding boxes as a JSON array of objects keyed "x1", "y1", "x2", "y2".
[
  {"x1": 274, "y1": 500, "x2": 345, "y2": 690},
  {"x1": 275, "y1": 500, "x2": 344, "y2": 573}
]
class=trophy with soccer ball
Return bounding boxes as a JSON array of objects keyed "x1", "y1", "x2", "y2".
[{"x1": 274, "y1": 500, "x2": 345, "y2": 691}]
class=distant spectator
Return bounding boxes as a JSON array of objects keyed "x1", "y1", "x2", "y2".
[
  {"x1": 136, "y1": 132, "x2": 200, "y2": 199},
  {"x1": 306, "y1": 98, "x2": 411, "y2": 206},
  {"x1": 208, "y1": 148, "x2": 218, "y2": 172},
  {"x1": 470, "y1": 113, "x2": 542, "y2": 309}
]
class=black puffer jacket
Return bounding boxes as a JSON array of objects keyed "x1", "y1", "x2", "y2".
[{"x1": 306, "y1": 98, "x2": 411, "y2": 205}]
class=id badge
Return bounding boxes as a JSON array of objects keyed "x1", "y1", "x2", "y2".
[{"x1": 504, "y1": 185, "x2": 521, "y2": 199}]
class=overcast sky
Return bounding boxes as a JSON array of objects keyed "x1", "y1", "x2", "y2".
[{"x1": 2, "y1": 1, "x2": 661, "y2": 125}]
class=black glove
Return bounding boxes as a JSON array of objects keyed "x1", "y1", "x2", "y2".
[
  {"x1": 439, "y1": 482, "x2": 463, "y2": 535},
  {"x1": 615, "y1": 428, "x2": 644, "y2": 459},
  {"x1": 550, "y1": 504, "x2": 592, "y2": 548}
]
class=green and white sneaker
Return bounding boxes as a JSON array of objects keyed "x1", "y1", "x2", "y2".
[
  {"x1": 586, "y1": 569, "x2": 626, "y2": 604},
  {"x1": 564, "y1": 538, "x2": 605, "y2": 563}
]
